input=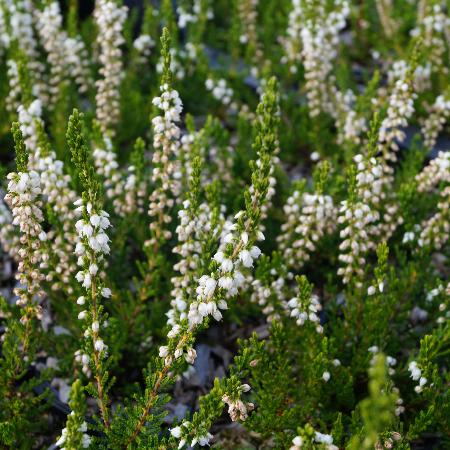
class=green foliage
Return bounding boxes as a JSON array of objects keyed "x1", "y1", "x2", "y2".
[{"x1": 0, "y1": 2, "x2": 448, "y2": 449}]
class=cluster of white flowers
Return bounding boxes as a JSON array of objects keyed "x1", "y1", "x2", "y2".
[
  {"x1": 416, "y1": 150, "x2": 450, "y2": 193},
  {"x1": 133, "y1": 34, "x2": 155, "y2": 61},
  {"x1": 35, "y1": 2, "x2": 66, "y2": 108},
  {"x1": 205, "y1": 78, "x2": 236, "y2": 109},
  {"x1": 300, "y1": 0, "x2": 349, "y2": 117},
  {"x1": 34, "y1": 143, "x2": 78, "y2": 293},
  {"x1": 411, "y1": 3, "x2": 450, "y2": 74},
  {"x1": 147, "y1": 83, "x2": 183, "y2": 248},
  {"x1": 378, "y1": 70, "x2": 416, "y2": 163},
  {"x1": 288, "y1": 290, "x2": 323, "y2": 333},
  {"x1": 418, "y1": 186, "x2": 450, "y2": 250},
  {"x1": 5, "y1": 170, "x2": 47, "y2": 320},
  {"x1": 170, "y1": 422, "x2": 213, "y2": 449},
  {"x1": 5, "y1": 60, "x2": 20, "y2": 113},
  {"x1": 250, "y1": 265, "x2": 292, "y2": 322},
  {"x1": 408, "y1": 360, "x2": 428, "y2": 393},
  {"x1": 55, "y1": 416, "x2": 91, "y2": 449},
  {"x1": 338, "y1": 153, "x2": 400, "y2": 285},
  {"x1": 222, "y1": 384, "x2": 254, "y2": 421},
  {"x1": 278, "y1": 191, "x2": 336, "y2": 269},
  {"x1": 281, "y1": 0, "x2": 303, "y2": 72},
  {"x1": 94, "y1": 0, "x2": 127, "y2": 136},
  {"x1": 425, "y1": 283, "x2": 449, "y2": 324},
  {"x1": 0, "y1": 5, "x2": 8, "y2": 53},
  {"x1": 113, "y1": 164, "x2": 147, "y2": 217},
  {"x1": 334, "y1": 89, "x2": 367, "y2": 145},
  {"x1": 421, "y1": 93, "x2": 450, "y2": 149},
  {"x1": 0, "y1": 196, "x2": 20, "y2": 260},
  {"x1": 92, "y1": 136, "x2": 121, "y2": 201},
  {"x1": 74, "y1": 348, "x2": 91, "y2": 376},
  {"x1": 64, "y1": 36, "x2": 92, "y2": 94},
  {"x1": 168, "y1": 201, "x2": 221, "y2": 327},
  {"x1": 177, "y1": 0, "x2": 213, "y2": 29},
  {"x1": 290, "y1": 431, "x2": 337, "y2": 450},
  {"x1": 15, "y1": 99, "x2": 81, "y2": 292},
  {"x1": 338, "y1": 200, "x2": 373, "y2": 286},
  {"x1": 17, "y1": 99, "x2": 42, "y2": 162},
  {"x1": 2, "y1": 0, "x2": 48, "y2": 104},
  {"x1": 74, "y1": 199, "x2": 111, "y2": 362},
  {"x1": 161, "y1": 115, "x2": 274, "y2": 364}
]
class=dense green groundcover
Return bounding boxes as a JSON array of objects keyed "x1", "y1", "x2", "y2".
[{"x1": 0, "y1": 0, "x2": 449, "y2": 449}]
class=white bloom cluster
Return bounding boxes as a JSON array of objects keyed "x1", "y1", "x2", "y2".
[
  {"x1": 421, "y1": 94, "x2": 450, "y2": 149},
  {"x1": 0, "y1": 5, "x2": 8, "y2": 52},
  {"x1": 38, "y1": 1, "x2": 91, "y2": 97},
  {"x1": 288, "y1": 291, "x2": 323, "y2": 333},
  {"x1": 74, "y1": 199, "x2": 111, "y2": 361},
  {"x1": 93, "y1": 136, "x2": 121, "y2": 199},
  {"x1": 5, "y1": 60, "x2": 20, "y2": 113},
  {"x1": 17, "y1": 99, "x2": 42, "y2": 162},
  {"x1": 133, "y1": 34, "x2": 155, "y2": 62},
  {"x1": 177, "y1": 0, "x2": 213, "y2": 29},
  {"x1": 0, "y1": 196, "x2": 20, "y2": 260},
  {"x1": 222, "y1": 384, "x2": 254, "y2": 421},
  {"x1": 300, "y1": 0, "x2": 349, "y2": 117},
  {"x1": 170, "y1": 422, "x2": 213, "y2": 449},
  {"x1": 34, "y1": 146, "x2": 78, "y2": 293},
  {"x1": 334, "y1": 89, "x2": 367, "y2": 145},
  {"x1": 113, "y1": 164, "x2": 147, "y2": 217},
  {"x1": 168, "y1": 201, "x2": 221, "y2": 327},
  {"x1": 64, "y1": 36, "x2": 92, "y2": 94},
  {"x1": 281, "y1": 0, "x2": 303, "y2": 72},
  {"x1": 5, "y1": 170, "x2": 47, "y2": 319},
  {"x1": 3, "y1": 0, "x2": 48, "y2": 104},
  {"x1": 250, "y1": 265, "x2": 293, "y2": 322},
  {"x1": 35, "y1": 2, "x2": 66, "y2": 107},
  {"x1": 55, "y1": 417, "x2": 91, "y2": 449},
  {"x1": 74, "y1": 349, "x2": 91, "y2": 376},
  {"x1": 205, "y1": 78, "x2": 235, "y2": 108},
  {"x1": 16, "y1": 99, "x2": 80, "y2": 291},
  {"x1": 418, "y1": 186, "x2": 450, "y2": 250},
  {"x1": 411, "y1": 3, "x2": 450, "y2": 74},
  {"x1": 416, "y1": 151, "x2": 450, "y2": 193},
  {"x1": 408, "y1": 361, "x2": 428, "y2": 393},
  {"x1": 290, "y1": 430, "x2": 337, "y2": 450},
  {"x1": 378, "y1": 71, "x2": 416, "y2": 163},
  {"x1": 337, "y1": 153, "x2": 399, "y2": 285},
  {"x1": 147, "y1": 83, "x2": 183, "y2": 247},
  {"x1": 94, "y1": 0, "x2": 127, "y2": 136},
  {"x1": 337, "y1": 201, "x2": 372, "y2": 286},
  {"x1": 278, "y1": 191, "x2": 336, "y2": 269}
]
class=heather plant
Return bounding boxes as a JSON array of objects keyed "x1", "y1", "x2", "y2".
[{"x1": 0, "y1": 1, "x2": 449, "y2": 449}]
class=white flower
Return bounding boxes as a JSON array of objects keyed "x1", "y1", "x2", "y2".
[
  {"x1": 159, "y1": 346, "x2": 169, "y2": 358},
  {"x1": 94, "y1": 339, "x2": 105, "y2": 352},
  {"x1": 101, "y1": 287, "x2": 112, "y2": 298},
  {"x1": 239, "y1": 250, "x2": 253, "y2": 267},
  {"x1": 170, "y1": 426, "x2": 182, "y2": 438},
  {"x1": 322, "y1": 371, "x2": 330, "y2": 382}
]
